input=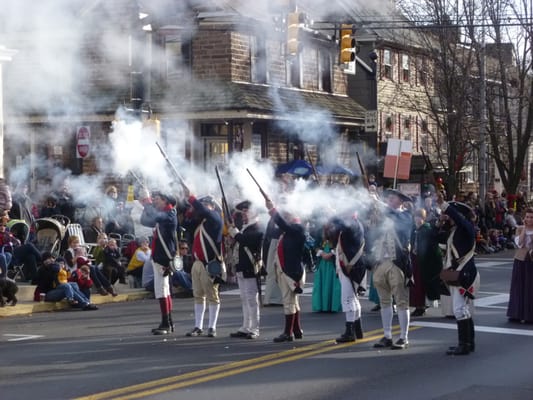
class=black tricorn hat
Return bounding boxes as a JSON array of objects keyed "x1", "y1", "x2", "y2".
[
  {"x1": 235, "y1": 200, "x2": 251, "y2": 211},
  {"x1": 448, "y1": 201, "x2": 474, "y2": 219},
  {"x1": 383, "y1": 188, "x2": 411, "y2": 203}
]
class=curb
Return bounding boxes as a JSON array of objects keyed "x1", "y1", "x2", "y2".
[{"x1": 0, "y1": 290, "x2": 153, "y2": 318}]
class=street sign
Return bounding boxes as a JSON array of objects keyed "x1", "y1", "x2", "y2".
[{"x1": 364, "y1": 110, "x2": 377, "y2": 132}]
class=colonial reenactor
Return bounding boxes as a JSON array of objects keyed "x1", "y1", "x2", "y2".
[
  {"x1": 265, "y1": 199, "x2": 306, "y2": 343},
  {"x1": 186, "y1": 194, "x2": 224, "y2": 338},
  {"x1": 228, "y1": 200, "x2": 264, "y2": 339},
  {"x1": 262, "y1": 214, "x2": 283, "y2": 306},
  {"x1": 139, "y1": 190, "x2": 178, "y2": 335},
  {"x1": 327, "y1": 215, "x2": 366, "y2": 343},
  {"x1": 436, "y1": 197, "x2": 479, "y2": 355},
  {"x1": 372, "y1": 189, "x2": 414, "y2": 350}
]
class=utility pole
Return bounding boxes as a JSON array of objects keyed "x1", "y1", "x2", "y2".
[{"x1": 478, "y1": 0, "x2": 487, "y2": 208}]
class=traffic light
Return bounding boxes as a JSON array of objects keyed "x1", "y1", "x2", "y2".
[
  {"x1": 287, "y1": 12, "x2": 304, "y2": 56},
  {"x1": 340, "y1": 24, "x2": 356, "y2": 63}
]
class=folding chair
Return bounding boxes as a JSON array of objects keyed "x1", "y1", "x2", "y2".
[{"x1": 67, "y1": 223, "x2": 97, "y2": 258}]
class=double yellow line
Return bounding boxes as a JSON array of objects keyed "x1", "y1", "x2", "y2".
[{"x1": 76, "y1": 326, "x2": 419, "y2": 400}]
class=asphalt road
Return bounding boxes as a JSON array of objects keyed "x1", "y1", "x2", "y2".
[{"x1": 1, "y1": 250, "x2": 532, "y2": 400}]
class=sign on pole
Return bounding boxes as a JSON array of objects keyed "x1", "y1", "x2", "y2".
[
  {"x1": 364, "y1": 110, "x2": 378, "y2": 132},
  {"x1": 76, "y1": 126, "x2": 91, "y2": 159},
  {"x1": 383, "y1": 138, "x2": 412, "y2": 185}
]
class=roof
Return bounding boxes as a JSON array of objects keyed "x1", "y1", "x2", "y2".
[{"x1": 155, "y1": 81, "x2": 365, "y2": 123}]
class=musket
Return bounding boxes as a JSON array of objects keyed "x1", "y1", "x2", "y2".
[
  {"x1": 246, "y1": 168, "x2": 271, "y2": 202},
  {"x1": 356, "y1": 152, "x2": 370, "y2": 190},
  {"x1": 155, "y1": 141, "x2": 190, "y2": 193},
  {"x1": 306, "y1": 149, "x2": 320, "y2": 184},
  {"x1": 215, "y1": 165, "x2": 233, "y2": 225},
  {"x1": 128, "y1": 170, "x2": 144, "y2": 186}
]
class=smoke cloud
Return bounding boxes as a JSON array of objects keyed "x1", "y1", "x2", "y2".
[{"x1": 0, "y1": 0, "x2": 403, "y2": 250}]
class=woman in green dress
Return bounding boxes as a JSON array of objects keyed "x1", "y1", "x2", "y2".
[{"x1": 312, "y1": 234, "x2": 342, "y2": 312}]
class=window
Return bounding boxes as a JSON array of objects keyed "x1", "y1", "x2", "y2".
[
  {"x1": 251, "y1": 36, "x2": 267, "y2": 84},
  {"x1": 318, "y1": 49, "x2": 332, "y2": 93},
  {"x1": 163, "y1": 33, "x2": 191, "y2": 81},
  {"x1": 383, "y1": 49, "x2": 393, "y2": 80},
  {"x1": 288, "y1": 53, "x2": 302, "y2": 88},
  {"x1": 403, "y1": 116, "x2": 412, "y2": 139},
  {"x1": 418, "y1": 58, "x2": 428, "y2": 86},
  {"x1": 402, "y1": 54, "x2": 410, "y2": 83},
  {"x1": 384, "y1": 114, "x2": 394, "y2": 137}
]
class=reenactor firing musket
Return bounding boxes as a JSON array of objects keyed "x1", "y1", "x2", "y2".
[
  {"x1": 155, "y1": 141, "x2": 190, "y2": 194},
  {"x1": 246, "y1": 168, "x2": 271, "y2": 202}
]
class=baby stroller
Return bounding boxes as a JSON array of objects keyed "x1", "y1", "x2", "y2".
[
  {"x1": 32, "y1": 215, "x2": 69, "y2": 257},
  {"x1": 3, "y1": 219, "x2": 31, "y2": 281}
]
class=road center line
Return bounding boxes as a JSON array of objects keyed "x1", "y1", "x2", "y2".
[{"x1": 75, "y1": 327, "x2": 419, "y2": 400}]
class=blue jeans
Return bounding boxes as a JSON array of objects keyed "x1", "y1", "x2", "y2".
[
  {"x1": 45, "y1": 283, "x2": 90, "y2": 306},
  {"x1": 0, "y1": 252, "x2": 13, "y2": 278},
  {"x1": 172, "y1": 270, "x2": 192, "y2": 291}
]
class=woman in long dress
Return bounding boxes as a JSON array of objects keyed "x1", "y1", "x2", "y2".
[
  {"x1": 507, "y1": 208, "x2": 533, "y2": 323},
  {"x1": 312, "y1": 234, "x2": 341, "y2": 313}
]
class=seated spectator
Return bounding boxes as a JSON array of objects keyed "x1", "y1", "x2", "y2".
[
  {"x1": 39, "y1": 195, "x2": 61, "y2": 219},
  {"x1": 64, "y1": 235, "x2": 116, "y2": 296},
  {"x1": 488, "y1": 229, "x2": 503, "y2": 252},
  {"x1": 83, "y1": 216, "x2": 105, "y2": 244},
  {"x1": 69, "y1": 258, "x2": 94, "y2": 299},
  {"x1": 504, "y1": 208, "x2": 518, "y2": 240},
  {"x1": 126, "y1": 236, "x2": 151, "y2": 288},
  {"x1": 171, "y1": 240, "x2": 193, "y2": 297},
  {"x1": 34, "y1": 252, "x2": 98, "y2": 310},
  {"x1": 92, "y1": 233, "x2": 108, "y2": 268},
  {"x1": 475, "y1": 227, "x2": 495, "y2": 254},
  {"x1": 103, "y1": 186, "x2": 134, "y2": 236},
  {"x1": 142, "y1": 258, "x2": 154, "y2": 294},
  {"x1": 103, "y1": 238, "x2": 126, "y2": 285},
  {"x1": 0, "y1": 213, "x2": 42, "y2": 283}
]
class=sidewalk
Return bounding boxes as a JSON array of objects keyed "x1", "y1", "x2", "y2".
[{"x1": 0, "y1": 283, "x2": 153, "y2": 318}]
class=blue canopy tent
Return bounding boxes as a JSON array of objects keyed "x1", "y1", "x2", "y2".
[
  {"x1": 275, "y1": 159, "x2": 314, "y2": 177},
  {"x1": 316, "y1": 164, "x2": 357, "y2": 176}
]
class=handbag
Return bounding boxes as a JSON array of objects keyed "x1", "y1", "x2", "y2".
[
  {"x1": 206, "y1": 259, "x2": 223, "y2": 276},
  {"x1": 439, "y1": 269, "x2": 461, "y2": 286},
  {"x1": 201, "y1": 224, "x2": 227, "y2": 282}
]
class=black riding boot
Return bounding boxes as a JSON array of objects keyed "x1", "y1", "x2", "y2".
[
  {"x1": 273, "y1": 314, "x2": 295, "y2": 342},
  {"x1": 353, "y1": 319, "x2": 364, "y2": 339},
  {"x1": 168, "y1": 312, "x2": 175, "y2": 333},
  {"x1": 468, "y1": 318, "x2": 475, "y2": 352},
  {"x1": 446, "y1": 319, "x2": 470, "y2": 355},
  {"x1": 152, "y1": 314, "x2": 171, "y2": 335},
  {"x1": 293, "y1": 311, "x2": 303, "y2": 339},
  {"x1": 336, "y1": 322, "x2": 355, "y2": 343}
]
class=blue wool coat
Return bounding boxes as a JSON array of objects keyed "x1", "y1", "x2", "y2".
[
  {"x1": 329, "y1": 217, "x2": 366, "y2": 284},
  {"x1": 271, "y1": 210, "x2": 305, "y2": 283},
  {"x1": 442, "y1": 204, "x2": 478, "y2": 292},
  {"x1": 140, "y1": 204, "x2": 178, "y2": 267}
]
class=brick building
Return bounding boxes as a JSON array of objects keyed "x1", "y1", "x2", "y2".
[{"x1": 0, "y1": 0, "x2": 367, "y2": 195}]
